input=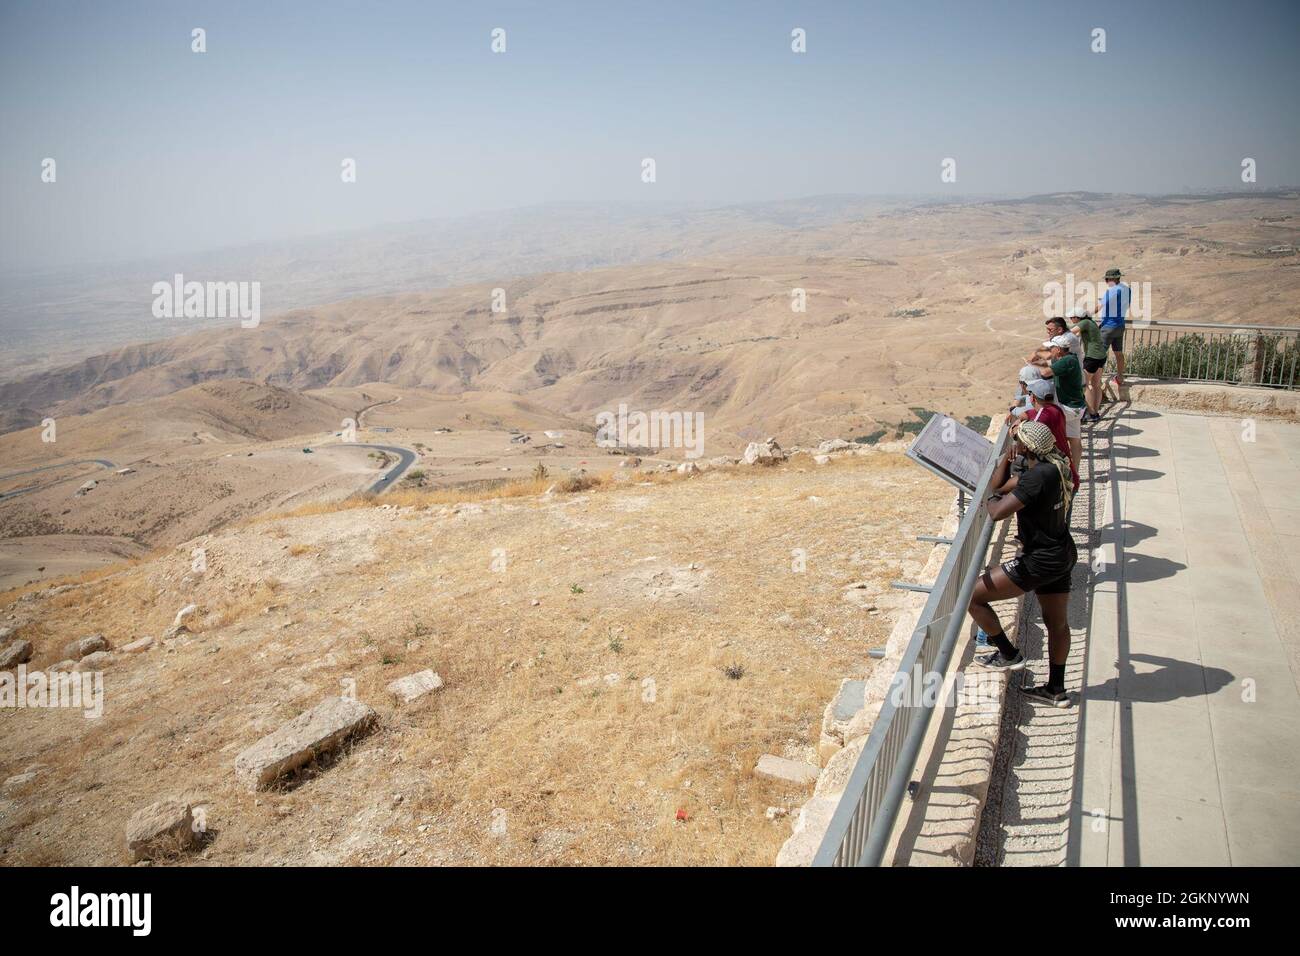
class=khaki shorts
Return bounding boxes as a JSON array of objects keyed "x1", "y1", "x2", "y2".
[{"x1": 1061, "y1": 404, "x2": 1083, "y2": 440}]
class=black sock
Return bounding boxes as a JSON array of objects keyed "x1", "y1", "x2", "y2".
[
  {"x1": 1048, "y1": 663, "x2": 1066, "y2": 692},
  {"x1": 989, "y1": 631, "x2": 1016, "y2": 658}
]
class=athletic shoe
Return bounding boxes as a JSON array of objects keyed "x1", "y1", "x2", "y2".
[
  {"x1": 1021, "y1": 683, "x2": 1070, "y2": 708},
  {"x1": 974, "y1": 649, "x2": 1026, "y2": 672}
]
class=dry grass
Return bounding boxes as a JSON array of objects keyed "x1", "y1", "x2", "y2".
[
  {"x1": 0, "y1": 450, "x2": 951, "y2": 866},
  {"x1": 0, "y1": 556, "x2": 150, "y2": 612},
  {"x1": 267, "y1": 465, "x2": 666, "y2": 522}
]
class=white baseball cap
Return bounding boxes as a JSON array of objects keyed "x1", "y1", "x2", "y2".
[
  {"x1": 1026, "y1": 378, "x2": 1055, "y2": 400},
  {"x1": 1068, "y1": 305, "x2": 1089, "y2": 319},
  {"x1": 1045, "y1": 335, "x2": 1073, "y2": 350},
  {"x1": 1019, "y1": 364, "x2": 1041, "y2": 383}
]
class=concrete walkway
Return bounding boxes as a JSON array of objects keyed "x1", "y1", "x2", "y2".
[{"x1": 1074, "y1": 406, "x2": 1300, "y2": 865}]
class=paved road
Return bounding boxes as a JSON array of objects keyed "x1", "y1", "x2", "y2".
[
  {"x1": 308, "y1": 443, "x2": 416, "y2": 495},
  {"x1": 0, "y1": 459, "x2": 117, "y2": 501}
]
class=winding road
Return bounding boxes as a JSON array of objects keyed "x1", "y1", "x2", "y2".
[
  {"x1": 309, "y1": 443, "x2": 417, "y2": 495},
  {"x1": 0, "y1": 459, "x2": 117, "y2": 501}
]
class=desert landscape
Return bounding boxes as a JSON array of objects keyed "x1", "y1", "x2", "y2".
[{"x1": 2, "y1": 191, "x2": 1299, "y2": 865}]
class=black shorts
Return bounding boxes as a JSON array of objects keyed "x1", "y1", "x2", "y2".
[
  {"x1": 1100, "y1": 326, "x2": 1124, "y2": 353},
  {"x1": 1083, "y1": 356, "x2": 1106, "y2": 373},
  {"x1": 1000, "y1": 542, "x2": 1077, "y2": 595}
]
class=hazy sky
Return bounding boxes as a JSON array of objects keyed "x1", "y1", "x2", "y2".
[{"x1": 2, "y1": 0, "x2": 1298, "y2": 270}]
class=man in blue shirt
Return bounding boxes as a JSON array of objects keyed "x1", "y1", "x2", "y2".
[{"x1": 1097, "y1": 267, "x2": 1131, "y2": 386}]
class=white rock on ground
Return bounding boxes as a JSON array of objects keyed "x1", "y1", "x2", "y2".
[
  {"x1": 173, "y1": 604, "x2": 198, "y2": 627},
  {"x1": 386, "y1": 670, "x2": 444, "y2": 704},
  {"x1": 742, "y1": 437, "x2": 785, "y2": 465},
  {"x1": 754, "y1": 754, "x2": 821, "y2": 786},
  {"x1": 3, "y1": 771, "x2": 38, "y2": 793},
  {"x1": 120, "y1": 636, "x2": 155, "y2": 654},
  {"x1": 775, "y1": 795, "x2": 841, "y2": 866},
  {"x1": 74, "y1": 651, "x2": 113, "y2": 672},
  {"x1": 0, "y1": 639, "x2": 33, "y2": 668},
  {"x1": 676, "y1": 461, "x2": 699, "y2": 475},
  {"x1": 814, "y1": 736, "x2": 867, "y2": 798},
  {"x1": 61, "y1": 634, "x2": 107, "y2": 660},
  {"x1": 125, "y1": 797, "x2": 200, "y2": 862},
  {"x1": 234, "y1": 696, "x2": 377, "y2": 791},
  {"x1": 814, "y1": 454, "x2": 832, "y2": 465},
  {"x1": 817, "y1": 438, "x2": 853, "y2": 454},
  {"x1": 819, "y1": 678, "x2": 867, "y2": 762}
]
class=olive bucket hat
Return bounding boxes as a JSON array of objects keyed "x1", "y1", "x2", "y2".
[{"x1": 1104, "y1": 267, "x2": 1123, "y2": 280}]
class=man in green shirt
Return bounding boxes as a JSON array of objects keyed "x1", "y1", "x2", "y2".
[
  {"x1": 1039, "y1": 335, "x2": 1084, "y2": 478},
  {"x1": 1068, "y1": 305, "x2": 1106, "y2": 422}
]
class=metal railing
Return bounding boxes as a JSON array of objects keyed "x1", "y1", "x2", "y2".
[
  {"x1": 812, "y1": 422, "x2": 1011, "y2": 866},
  {"x1": 1119, "y1": 320, "x2": 1299, "y2": 389}
]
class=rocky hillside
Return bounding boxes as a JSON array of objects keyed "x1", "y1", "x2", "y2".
[{"x1": 0, "y1": 443, "x2": 951, "y2": 865}]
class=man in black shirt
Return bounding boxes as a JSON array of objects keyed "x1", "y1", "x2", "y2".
[{"x1": 965, "y1": 420, "x2": 1077, "y2": 706}]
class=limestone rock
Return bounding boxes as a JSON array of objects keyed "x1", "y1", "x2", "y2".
[
  {"x1": 120, "y1": 636, "x2": 155, "y2": 654},
  {"x1": 387, "y1": 670, "x2": 444, "y2": 704},
  {"x1": 742, "y1": 437, "x2": 785, "y2": 465},
  {"x1": 61, "y1": 634, "x2": 107, "y2": 660},
  {"x1": 817, "y1": 438, "x2": 853, "y2": 454},
  {"x1": 3, "y1": 771, "x2": 38, "y2": 792},
  {"x1": 234, "y1": 696, "x2": 377, "y2": 791},
  {"x1": 74, "y1": 651, "x2": 113, "y2": 671},
  {"x1": 814, "y1": 736, "x2": 867, "y2": 798},
  {"x1": 775, "y1": 795, "x2": 840, "y2": 866},
  {"x1": 0, "y1": 639, "x2": 33, "y2": 668},
  {"x1": 173, "y1": 604, "x2": 199, "y2": 627},
  {"x1": 754, "y1": 754, "x2": 821, "y2": 786},
  {"x1": 126, "y1": 797, "x2": 200, "y2": 862}
]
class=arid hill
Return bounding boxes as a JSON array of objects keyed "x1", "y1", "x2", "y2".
[{"x1": 0, "y1": 446, "x2": 950, "y2": 865}]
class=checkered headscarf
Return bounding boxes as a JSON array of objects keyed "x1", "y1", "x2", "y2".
[{"x1": 1017, "y1": 420, "x2": 1074, "y2": 513}]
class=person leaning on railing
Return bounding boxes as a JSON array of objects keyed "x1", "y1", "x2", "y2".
[
  {"x1": 1068, "y1": 304, "x2": 1106, "y2": 423},
  {"x1": 1005, "y1": 378, "x2": 1078, "y2": 493},
  {"x1": 965, "y1": 420, "x2": 1076, "y2": 708},
  {"x1": 1035, "y1": 335, "x2": 1085, "y2": 481}
]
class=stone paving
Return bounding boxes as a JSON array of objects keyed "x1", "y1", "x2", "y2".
[{"x1": 979, "y1": 403, "x2": 1300, "y2": 866}]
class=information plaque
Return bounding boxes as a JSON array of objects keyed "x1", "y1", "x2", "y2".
[{"x1": 904, "y1": 414, "x2": 995, "y2": 493}]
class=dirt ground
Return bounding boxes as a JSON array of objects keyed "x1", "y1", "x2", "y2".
[{"x1": 0, "y1": 449, "x2": 950, "y2": 866}]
